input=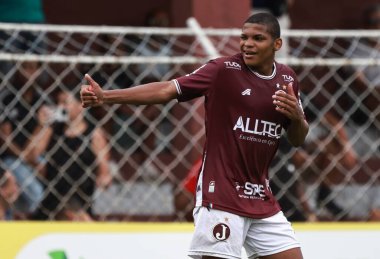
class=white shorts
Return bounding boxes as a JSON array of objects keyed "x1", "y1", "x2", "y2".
[{"x1": 188, "y1": 207, "x2": 301, "y2": 259}]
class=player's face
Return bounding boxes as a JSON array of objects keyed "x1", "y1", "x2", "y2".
[{"x1": 240, "y1": 23, "x2": 282, "y2": 75}]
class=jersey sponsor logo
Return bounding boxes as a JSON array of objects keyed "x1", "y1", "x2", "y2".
[
  {"x1": 233, "y1": 116, "x2": 282, "y2": 139},
  {"x1": 224, "y1": 61, "x2": 241, "y2": 70},
  {"x1": 235, "y1": 181, "x2": 269, "y2": 200},
  {"x1": 241, "y1": 89, "x2": 251, "y2": 95},
  {"x1": 282, "y1": 74, "x2": 294, "y2": 82},
  {"x1": 243, "y1": 182, "x2": 265, "y2": 197},
  {"x1": 212, "y1": 223, "x2": 230, "y2": 241}
]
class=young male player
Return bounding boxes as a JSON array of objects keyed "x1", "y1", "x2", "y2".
[{"x1": 81, "y1": 12, "x2": 308, "y2": 259}]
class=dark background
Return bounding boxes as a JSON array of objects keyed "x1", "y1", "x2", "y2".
[{"x1": 43, "y1": 0, "x2": 380, "y2": 29}]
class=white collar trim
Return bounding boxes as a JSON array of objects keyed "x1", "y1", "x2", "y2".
[{"x1": 248, "y1": 63, "x2": 276, "y2": 80}]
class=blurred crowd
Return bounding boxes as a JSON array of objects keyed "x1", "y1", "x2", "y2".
[{"x1": 0, "y1": 0, "x2": 379, "y2": 222}]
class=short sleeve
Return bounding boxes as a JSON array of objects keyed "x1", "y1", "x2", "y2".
[{"x1": 174, "y1": 59, "x2": 219, "y2": 102}]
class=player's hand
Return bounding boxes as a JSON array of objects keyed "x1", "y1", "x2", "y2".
[
  {"x1": 80, "y1": 74, "x2": 104, "y2": 108},
  {"x1": 272, "y1": 83, "x2": 304, "y2": 122}
]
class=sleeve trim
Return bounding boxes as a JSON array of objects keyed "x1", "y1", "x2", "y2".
[{"x1": 172, "y1": 79, "x2": 182, "y2": 96}]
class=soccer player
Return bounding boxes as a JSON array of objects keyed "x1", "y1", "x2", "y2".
[{"x1": 81, "y1": 12, "x2": 308, "y2": 259}]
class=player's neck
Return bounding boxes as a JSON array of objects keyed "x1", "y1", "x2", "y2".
[{"x1": 248, "y1": 62, "x2": 275, "y2": 77}]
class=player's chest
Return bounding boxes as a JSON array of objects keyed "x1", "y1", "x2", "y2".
[{"x1": 214, "y1": 74, "x2": 282, "y2": 111}]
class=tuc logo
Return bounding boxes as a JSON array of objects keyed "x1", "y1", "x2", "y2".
[
  {"x1": 224, "y1": 61, "x2": 241, "y2": 70},
  {"x1": 282, "y1": 74, "x2": 294, "y2": 82},
  {"x1": 212, "y1": 223, "x2": 231, "y2": 241}
]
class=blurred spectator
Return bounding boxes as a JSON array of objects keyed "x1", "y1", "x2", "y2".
[
  {"x1": 140, "y1": 8, "x2": 177, "y2": 157},
  {"x1": 100, "y1": 8, "x2": 176, "y2": 181},
  {"x1": 270, "y1": 138, "x2": 317, "y2": 222},
  {"x1": 87, "y1": 35, "x2": 137, "y2": 164},
  {"x1": 90, "y1": 33, "x2": 134, "y2": 90},
  {"x1": 87, "y1": 35, "x2": 160, "y2": 180},
  {"x1": 345, "y1": 3, "x2": 380, "y2": 86},
  {"x1": 292, "y1": 110, "x2": 379, "y2": 221},
  {"x1": 343, "y1": 3, "x2": 380, "y2": 157},
  {"x1": 134, "y1": 7, "x2": 173, "y2": 82},
  {"x1": 29, "y1": 89, "x2": 112, "y2": 220},
  {"x1": 0, "y1": 164, "x2": 20, "y2": 220},
  {"x1": 0, "y1": 61, "x2": 44, "y2": 217}
]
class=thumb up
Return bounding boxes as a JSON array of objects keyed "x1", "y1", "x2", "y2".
[
  {"x1": 80, "y1": 74, "x2": 104, "y2": 108},
  {"x1": 85, "y1": 74, "x2": 97, "y2": 91}
]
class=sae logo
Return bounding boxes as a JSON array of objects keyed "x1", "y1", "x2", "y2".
[{"x1": 224, "y1": 61, "x2": 241, "y2": 70}]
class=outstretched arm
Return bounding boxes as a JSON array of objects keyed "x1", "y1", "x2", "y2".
[
  {"x1": 272, "y1": 83, "x2": 309, "y2": 147},
  {"x1": 81, "y1": 74, "x2": 178, "y2": 108}
]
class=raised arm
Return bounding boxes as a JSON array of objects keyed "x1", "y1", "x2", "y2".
[
  {"x1": 27, "y1": 105, "x2": 54, "y2": 166},
  {"x1": 81, "y1": 74, "x2": 178, "y2": 108}
]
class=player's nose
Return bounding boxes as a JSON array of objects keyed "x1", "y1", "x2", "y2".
[{"x1": 244, "y1": 39, "x2": 256, "y2": 49}]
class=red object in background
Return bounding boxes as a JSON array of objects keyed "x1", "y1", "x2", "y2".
[{"x1": 182, "y1": 158, "x2": 202, "y2": 195}]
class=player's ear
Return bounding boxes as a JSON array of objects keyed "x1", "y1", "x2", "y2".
[{"x1": 274, "y1": 38, "x2": 282, "y2": 52}]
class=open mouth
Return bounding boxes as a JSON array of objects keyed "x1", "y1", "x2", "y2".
[{"x1": 243, "y1": 51, "x2": 257, "y2": 58}]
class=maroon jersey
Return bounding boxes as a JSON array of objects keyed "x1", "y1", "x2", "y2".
[{"x1": 173, "y1": 53, "x2": 304, "y2": 219}]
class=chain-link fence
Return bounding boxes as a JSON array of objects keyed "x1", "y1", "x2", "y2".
[{"x1": 0, "y1": 22, "x2": 379, "y2": 221}]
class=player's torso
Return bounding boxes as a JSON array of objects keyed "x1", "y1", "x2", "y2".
[{"x1": 199, "y1": 56, "x2": 294, "y2": 218}]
